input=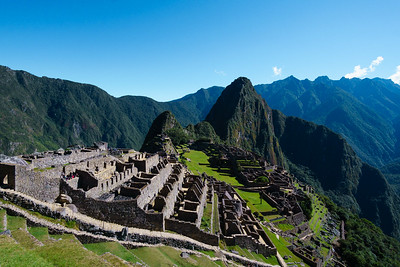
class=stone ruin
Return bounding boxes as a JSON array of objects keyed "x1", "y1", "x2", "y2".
[
  {"x1": 212, "y1": 179, "x2": 277, "y2": 256},
  {"x1": 0, "y1": 142, "x2": 278, "y2": 258}
]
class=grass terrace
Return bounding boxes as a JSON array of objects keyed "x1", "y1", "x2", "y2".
[
  {"x1": 212, "y1": 193, "x2": 220, "y2": 234},
  {"x1": 235, "y1": 189, "x2": 276, "y2": 215},
  {"x1": 182, "y1": 150, "x2": 243, "y2": 186},
  {"x1": 130, "y1": 246, "x2": 223, "y2": 266},
  {"x1": 226, "y1": 245, "x2": 279, "y2": 266},
  {"x1": 84, "y1": 242, "x2": 142, "y2": 264}
]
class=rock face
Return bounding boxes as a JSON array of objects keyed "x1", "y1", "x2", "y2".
[{"x1": 205, "y1": 77, "x2": 286, "y2": 166}]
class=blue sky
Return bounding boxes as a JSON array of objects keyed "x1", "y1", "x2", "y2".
[{"x1": 1, "y1": 1, "x2": 400, "y2": 101}]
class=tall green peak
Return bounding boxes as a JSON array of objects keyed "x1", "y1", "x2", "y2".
[
  {"x1": 205, "y1": 77, "x2": 286, "y2": 166},
  {"x1": 140, "y1": 111, "x2": 185, "y2": 153}
]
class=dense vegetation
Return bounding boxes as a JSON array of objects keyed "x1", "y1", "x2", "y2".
[
  {"x1": 255, "y1": 76, "x2": 400, "y2": 168},
  {"x1": 205, "y1": 77, "x2": 286, "y2": 167},
  {"x1": 0, "y1": 65, "x2": 223, "y2": 155},
  {"x1": 320, "y1": 195, "x2": 400, "y2": 267}
]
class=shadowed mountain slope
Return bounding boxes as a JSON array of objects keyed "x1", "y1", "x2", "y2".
[
  {"x1": 255, "y1": 76, "x2": 400, "y2": 167},
  {"x1": 205, "y1": 77, "x2": 286, "y2": 166}
]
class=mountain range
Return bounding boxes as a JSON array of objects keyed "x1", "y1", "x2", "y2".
[
  {"x1": 204, "y1": 77, "x2": 400, "y2": 240},
  {"x1": 1, "y1": 65, "x2": 400, "y2": 240}
]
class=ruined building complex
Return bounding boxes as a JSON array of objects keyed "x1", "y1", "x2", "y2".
[{"x1": 0, "y1": 143, "x2": 279, "y2": 258}]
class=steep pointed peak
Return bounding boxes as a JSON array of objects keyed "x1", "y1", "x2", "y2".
[{"x1": 224, "y1": 76, "x2": 255, "y2": 95}]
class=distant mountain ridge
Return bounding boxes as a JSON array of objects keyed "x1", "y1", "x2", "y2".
[
  {"x1": 255, "y1": 76, "x2": 400, "y2": 167},
  {"x1": 0, "y1": 65, "x2": 223, "y2": 155}
]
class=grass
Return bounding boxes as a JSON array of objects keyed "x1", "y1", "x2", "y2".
[
  {"x1": 309, "y1": 194, "x2": 328, "y2": 234},
  {"x1": 276, "y1": 223, "x2": 294, "y2": 232},
  {"x1": 235, "y1": 189, "x2": 275, "y2": 214},
  {"x1": 0, "y1": 235, "x2": 54, "y2": 267},
  {"x1": 6, "y1": 215, "x2": 26, "y2": 230},
  {"x1": 182, "y1": 150, "x2": 243, "y2": 186},
  {"x1": 201, "y1": 203, "x2": 213, "y2": 231},
  {"x1": 227, "y1": 245, "x2": 279, "y2": 265},
  {"x1": 11, "y1": 229, "x2": 41, "y2": 249},
  {"x1": 28, "y1": 227, "x2": 50, "y2": 242},
  {"x1": 34, "y1": 235, "x2": 112, "y2": 267},
  {"x1": 100, "y1": 253, "x2": 129, "y2": 267},
  {"x1": 262, "y1": 225, "x2": 304, "y2": 264},
  {"x1": 212, "y1": 193, "x2": 220, "y2": 234},
  {"x1": 130, "y1": 245, "x2": 220, "y2": 267},
  {"x1": 0, "y1": 209, "x2": 6, "y2": 231},
  {"x1": 84, "y1": 241, "x2": 141, "y2": 264}
]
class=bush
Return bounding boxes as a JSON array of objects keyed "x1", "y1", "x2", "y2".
[{"x1": 255, "y1": 176, "x2": 269, "y2": 183}]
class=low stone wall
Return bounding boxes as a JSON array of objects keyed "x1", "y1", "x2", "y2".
[{"x1": 165, "y1": 218, "x2": 219, "y2": 246}]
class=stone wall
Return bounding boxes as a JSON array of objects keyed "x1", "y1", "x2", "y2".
[
  {"x1": 61, "y1": 180, "x2": 164, "y2": 231},
  {"x1": 28, "y1": 149, "x2": 102, "y2": 169},
  {"x1": 131, "y1": 154, "x2": 159, "y2": 173},
  {"x1": 136, "y1": 164, "x2": 172, "y2": 209},
  {"x1": 195, "y1": 182, "x2": 208, "y2": 227},
  {"x1": 165, "y1": 218, "x2": 219, "y2": 246},
  {"x1": 14, "y1": 165, "x2": 61, "y2": 203},
  {"x1": 223, "y1": 234, "x2": 276, "y2": 258},
  {"x1": 161, "y1": 171, "x2": 185, "y2": 219}
]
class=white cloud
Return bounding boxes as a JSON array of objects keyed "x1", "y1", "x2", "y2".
[
  {"x1": 345, "y1": 65, "x2": 368, "y2": 79},
  {"x1": 273, "y1": 66, "x2": 282, "y2": 76},
  {"x1": 214, "y1": 70, "x2": 226, "y2": 76},
  {"x1": 389, "y1": 65, "x2": 400, "y2": 85},
  {"x1": 345, "y1": 56, "x2": 384, "y2": 78},
  {"x1": 369, "y1": 56, "x2": 384, "y2": 71}
]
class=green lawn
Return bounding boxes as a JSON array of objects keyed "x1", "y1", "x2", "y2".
[
  {"x1": 130, "y1": 246, "x2": 220, "y2": 267},
  {"x1": 262, "y1": 225, "x2": 305, "y2": 264},
  {"x1": 227, "y1": 245, "x2": 279, "y2": 265},
  {"x1": 0, "y1": 209, "x2": 6, "y2": 231},
  {"x1": 235, "y1": 189, "x2": 276, "y2": 214},
  {"x1": 28, "y1": 227, "x2": 50, "y2": 242},
  {"x1": 84, "y1": 241, "x2": 141, "y2": 264},
  {"x1": 276, "y1": 223, "x2": 294, "y2": 232},
  {"x1": 212, "y1": 193, "x2": 220, "y2": 234},
  {"x1": 11, "y1": 229, "x2": 41, "y2": 249},
  {"x1": 6, "y1": 215, "x2": 26, "y2": 231},
  {"x1": 201, "y1": 203, "x2": 213, "y2": 231},
  {"x1": 0, "y1": 235, "x2": 54, "y2": 267},
  {"x1": 182, "y1": 150, "x2": 243, "y2": 186},
  {"x1": 35, "y1": 235, "x2": 112, "y2": 267}
]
